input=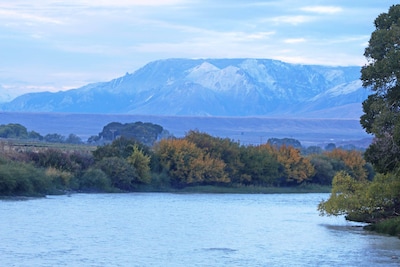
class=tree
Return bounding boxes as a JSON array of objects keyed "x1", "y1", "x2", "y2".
[
  {"x1": 266, "y1": 144, "x2": 314, "y2": 185},
  {"x1": 239, "y1": 145, "x2": 281, "y2": 186},
  {"x1": 185, "y1": 130, "x2": 243, "y2": 183},
  {"x1": 44, "y1": 133, "x2": 65, "y2": 143},
  {"x1": 155, "y1": 139, "x2": 229, "y2": 187},
  {"x1": 318, "y1": 171, "x2": 370, "y2": 219},
  {"x1": 28, "y1": 131, "x2": 43, "y2": 140},
  {"x1": 0, "y1": 123, "x2": 28, "y2": 139},
  {"x1": 65, "y1": 133, "x2": 83, "y2": 144},
  {"x1": 319, "y1": 5, "x2": 400, "y2": 227},
  {"x1": 127, "y1": 145, "x2": 151, "y2": 184},
  {"x1": 96, "y1": 156, "x2": 137, "y2": 191},
  {"x1": 324, "y1": 149, "x2": 367, "y2": 181},
  {"x1": 267, "y1": 138, "x2": 302, "y2": 149},
  {"x1": 98, "y1": 121, "x2": 164, "y2": 146},
  {"x1": 309, "y1": 155, "x2": 336, "y2": 185},
  {"x1": 360, "y1": 4, "x2": 400, "y2": 173}
]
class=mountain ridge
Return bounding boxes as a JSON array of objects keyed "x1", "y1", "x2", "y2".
[{"x1": 0, "y1": 58, "x2": 370, "y2": 118}]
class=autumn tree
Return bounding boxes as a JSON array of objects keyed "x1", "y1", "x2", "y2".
[
  {"x1": 185, "y1": 130, "x2": 243, "y2": 183},
  {"x1": 324, "y1": 149, "x2": 367, "y2": 180},
  {"x1": 155, "y1": 139, "x2": 229, "y2": 187},
  {"x1": 266, "y1": 144, "x2": 314, "y2": 185}
]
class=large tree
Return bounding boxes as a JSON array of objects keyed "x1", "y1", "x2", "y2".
[
  {"x1": 319, "y1": 5, "x2": 400, "y2": 226},
  {"x1": 360, "y1": 4, "x2": 400, "y2": 173}
]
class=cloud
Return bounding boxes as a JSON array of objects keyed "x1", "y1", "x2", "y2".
[
  {"x1": 78, "y1": 0, "x2": 187, "y2": 6},
  {"x1": 284, "y1": 38, "x2": 306, "y2": 44},
  {"x1": 268, "y1": 15, "x2": 313, "y2": 25},
  {"x1": 300, "y1": 6, "x2": 343, "y2": 14},
  {"x1": 0, "y1": 9, "x2": 63, "y2": 25}
]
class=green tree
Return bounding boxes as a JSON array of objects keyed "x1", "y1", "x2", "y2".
[
  {"x1": 28, "y1": 130, "x2": 43, "y2": 140},
  {"x1": 0, "y1": 123, "x2": 28, "y2": 139},
  {"x1": 127, "y1": 145, "x2": 151, "y2": 184},
  {"x1": 239, "y1": 145, "x2": 281, "y2": 186},
  {"x1": 78, "y1": 168, "x2": 112, "y2": 192},
  {"x1": 44, "y1": 133, "x2": 65, "y2": 143},
  {"x1": 318, "y1": 171, "x2": 370, "y2": 219},
  {"x1": 309, "y1": 155, "x2": 336, "y2": 185},
  {"x1": 65, "y1": 133, "x2": 83, "y2": 144},
  {"x1": 319, "y1": 5, "x2": 400, "y2": 229},
  {"x1": 98, "y1": 121, "x2": 164, "y2": 146},
  {"x1": 96, "y1": 156, "x2": 137, "y2": 191},
  {"x1": 267, "y1": 138, "x2": 302, "y2": 149},
  {"x1": 92, "y1": 137, "x2": 150, "y2": 161},
  {"x1": 360, "y1": 4, "x2": 400, "y2": 173}
]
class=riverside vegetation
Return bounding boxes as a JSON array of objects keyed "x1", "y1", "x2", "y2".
[{"x1": 0, "y1": 122, "x2": 370, "y2": 197}]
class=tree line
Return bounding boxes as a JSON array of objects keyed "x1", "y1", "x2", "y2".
[
  {"x1": 0, "y1": 126, "x2": 371, "y2": 196},
  {"x1": 0, "y1": 121, "x2": 170, "y2": 146}
]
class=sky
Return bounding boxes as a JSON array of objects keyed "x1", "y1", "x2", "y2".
[{"x1": 0, "y1": 0, "x2": 398, "y2": 98}]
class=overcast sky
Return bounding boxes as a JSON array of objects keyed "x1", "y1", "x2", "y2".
[{"x1": 0, "y1": 1, "x2": 397, "y2": 95}]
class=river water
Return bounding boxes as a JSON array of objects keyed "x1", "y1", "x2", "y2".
[{"x1": 1, "y1": 193, "x2": 399, "y2": 266}]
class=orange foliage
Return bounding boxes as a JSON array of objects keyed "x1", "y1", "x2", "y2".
[
  {"x1": 262, "y1": 144, "x2": 314, "y2": 183},
  {"x1": 324, "y1": 149, "x2": 367, "y2": 180},
  {"x1": 155, "y1": 139, "x2": 229, "y2": 186}
]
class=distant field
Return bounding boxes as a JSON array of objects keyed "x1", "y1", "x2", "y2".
[
  {"x1": 0, "y1": 112, "x2": 371, "y2": 147},
  {"x1": 0, "y1": 138, "x2": 96, "y2": 153}
]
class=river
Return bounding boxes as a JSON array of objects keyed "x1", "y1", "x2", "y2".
[{"x1": 1, "y1": 193, "x2": 399, "y2": 266}]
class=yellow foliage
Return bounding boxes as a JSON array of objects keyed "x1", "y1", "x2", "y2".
[
  {"x1": 325, "y1": 149, "x2": 367, "y2": 180},
  {"x1": 155, "y1": 139, "x2": 229, "y2": 186},
  {"x1": 45, "y1": 167, "x2": 73, "y2": 186},
  {"x1": 263, "y1": 144, "x2": 314, "y2": 183}
]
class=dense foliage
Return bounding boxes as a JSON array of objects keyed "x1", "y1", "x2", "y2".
[
  {"x1": 93, "y1": 121, "x2": 166, "y2": 146},
  {"x1": 0, "y1": 125, "x2": 371, "y2": 196},
  {"x1": 319, "y1": 4, "x2": 400, "y2": 236}
]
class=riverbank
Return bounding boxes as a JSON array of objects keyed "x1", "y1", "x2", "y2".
[
  {"x1": 0, "y1": 184, "x2": 333, "y2": 198},
  {"x1": 137, "y1": 184, "x2": 332, "y2": 194},
  {"x1": 365, "y1": 217, "x2": 400, "y2": 238}
]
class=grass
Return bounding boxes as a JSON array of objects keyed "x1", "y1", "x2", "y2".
[
  {"x1": 365, "y1": 217, "x2": 400, "y2": 237},
  {"x1": 0, "y1": 139, "x2": 97, "y2": 153}
]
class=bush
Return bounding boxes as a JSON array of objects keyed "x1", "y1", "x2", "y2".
[
  {"x1": 366, "y1": 217, "x2": 400, "y2": 237},
  {"x1": 96, "y1": 157, "x2": 138, "y2": 191},
  {"x1": 0, "y1": 161, "x2": 52, "y2": 196},
  {"x1": 78, "y1": 168, "x2": 112, "y2": 192}
]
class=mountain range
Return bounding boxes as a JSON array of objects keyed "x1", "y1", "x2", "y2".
[{"x1": 0, "y1": 58, "x2": 371, "y2": 118}]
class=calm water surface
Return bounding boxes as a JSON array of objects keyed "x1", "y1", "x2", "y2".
[{"x1": 1, "y1": 193, "x2": 399, "y2": 266}]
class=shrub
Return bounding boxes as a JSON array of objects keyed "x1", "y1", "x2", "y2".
[
  {"x1": 78, "y1": 168, "x2": 112, "y2": 192},
  {"x1": 0, "y1": 161, "x2": 52, "y2": 196},
  {"x1": 366, "y1": 217, "x2": 400, "y2": 237}
]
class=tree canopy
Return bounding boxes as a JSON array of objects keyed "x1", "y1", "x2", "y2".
[
  {"x1": 361, "y1": 4, "x2": 400, "y2": 173},
  {"x1": 319, "y1": 5, "x2": 400, "y2": 228}
]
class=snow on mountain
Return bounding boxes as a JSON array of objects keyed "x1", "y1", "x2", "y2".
[
  {"x1": 311, "y1": 80, "x2": 364, "y2": 100},
  {"x1": 0, "y1": 58, "x2": 370, "y2": 118}
]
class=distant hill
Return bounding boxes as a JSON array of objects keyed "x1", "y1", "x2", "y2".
[
  {"x1": 0, "y1": 58, "x2": 370, "y2": 118},
  {"x1": 0, "y1": 112, "x2": 372, "y2": 148}
]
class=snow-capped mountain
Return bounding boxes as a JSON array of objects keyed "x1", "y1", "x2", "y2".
[{"x1": 0, "y1": 58, "x2": 371, "y2": 118}]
